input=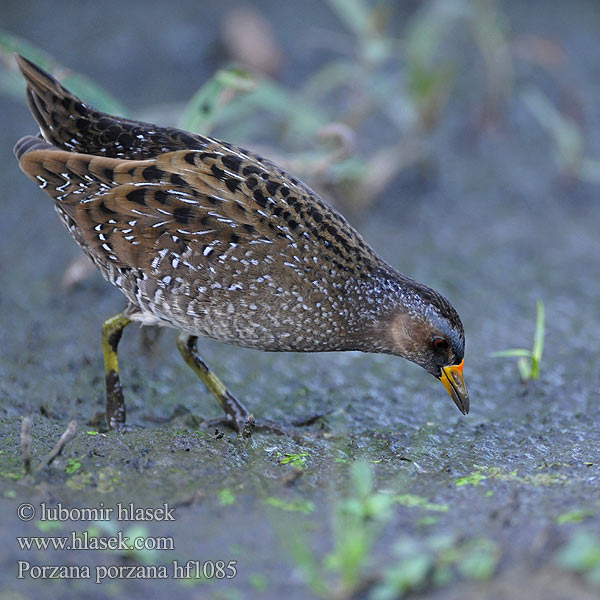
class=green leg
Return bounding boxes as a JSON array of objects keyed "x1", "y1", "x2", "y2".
[
  {"x1": 102, "y1": 313, "x2": 132, "y2": 430},
  {"x1": 176, "y1": 333, "x2": 250, "y2": 433}
]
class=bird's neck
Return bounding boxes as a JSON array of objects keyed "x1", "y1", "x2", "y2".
[{"x1": 339, "y1": 263, "x2": 419, "y2": 354}]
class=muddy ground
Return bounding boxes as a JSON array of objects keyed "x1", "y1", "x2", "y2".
[{"x1": 1, "y1": 1, "x2": 599, "y2": 599}]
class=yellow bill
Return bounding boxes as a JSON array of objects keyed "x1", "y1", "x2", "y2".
[{"x1": 439, "y1": 360, "x2": 469, "y2": 414}]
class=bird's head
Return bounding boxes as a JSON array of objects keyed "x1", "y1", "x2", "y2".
[{"x1": 384, "y1": 280, "x2": 469, "y2": 414}]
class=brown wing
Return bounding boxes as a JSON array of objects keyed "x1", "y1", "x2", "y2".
[
  {"x1": 17, "y1": 138, "x2": 380, "y2": 282},
  {"x1": 15, "y1": 53, "x2": 380, "y2": 281}
]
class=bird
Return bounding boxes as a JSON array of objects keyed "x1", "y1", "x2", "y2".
[{"x1": 14, "y1": 55, "x2": 469, "y2": 433}]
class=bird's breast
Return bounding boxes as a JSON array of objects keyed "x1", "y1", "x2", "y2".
[{"x1": 115, "y1": 235, "x2": 390, "y2": 352}]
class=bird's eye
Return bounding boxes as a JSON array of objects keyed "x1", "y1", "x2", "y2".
[{"x1": 433, "y1": 337, "x2": 449, "y2": 352}]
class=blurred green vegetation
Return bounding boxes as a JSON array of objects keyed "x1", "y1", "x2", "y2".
[
  {"x1": 372, "y1": 535, "x2": 501, "y2": 599},
  {"x1": 272, "y1": 460, "x2": 393, "y2": 598},
  {"x1": 267, "y1": 460, "x2": 599, "y2": 598},
  {"x1": 2, "y1": 0, "x2": 599, "y2": 216},
  {"x1": 0, "y1": 31, "x2": 128, "y2": 115},
  {"x1": 271, "y1": 460, "x2": 502, "y2": 599},
  {"x1": 556, "y1": 530, "x2": 600, "y2": 589}
]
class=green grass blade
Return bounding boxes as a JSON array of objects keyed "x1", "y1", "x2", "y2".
[
  {"x1": 0, "y1": 31, "x2": 130, "y2": 116},
  {"x1": 518, "y1": 357, "x2": 533, "y2": 381},
  {"x1": 490, "y1": 349, "x2": 533, "y2": 358},
  {"x1": 0, "y1": 30, "x2": 54, "y2": 69},
  {"x1": 197, "y1": 76, "x2": 330, "y2": 144},
  {"x1": 179, "y1": 68, "x2": 255, "y2": 134},
  {"x1": 0, "y1": 31, "x2": 60, "y2": 102},
  {"x1": 521, "y1": 87, "x2": 582, "y2": 173},
  {"x1": 405, "y1": 0, "x2": 463, "y2": 67},
  {"x1": 249, "y1": 79, "x2": 329, "y2": 140},
  {"x1": 301, "y1": 59, "x2": 357, "y2": 104},
  {"x1": 528, "y1": 300, "x2": 546, "y2": 379},
  {"x1": 533, "y1": 300, "x2": 545, "y2": 362},
  {"x1": 325, "y1": 0, "x2": 371, "y2": 39}
]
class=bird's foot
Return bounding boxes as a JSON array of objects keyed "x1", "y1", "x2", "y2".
[
  {"x1": 177, "y1": 334, "x2": 332, "y2": 438},
  {"x1": 110, "y1": 422, "x2": 137, "y2": 433},
  {"x1": 206, "y1": 409, "x2": 333, "y2": 438}
]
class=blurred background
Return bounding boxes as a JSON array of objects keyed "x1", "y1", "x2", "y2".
[
  {"x1": 3, "y1": 0, "x2": 600, "y2": 214},
  {"x1": 1, "y1": 1, "x2": 599, "y2": 599}
]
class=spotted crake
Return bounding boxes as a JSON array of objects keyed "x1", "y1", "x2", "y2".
[{"x1": 14, "y1": 55, "x2": 468, "y2": 432}]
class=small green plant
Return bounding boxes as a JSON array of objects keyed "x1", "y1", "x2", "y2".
[
  {"x1": 393, "y1": 493, "x2": 448, "y2": 512},
  {"x1": 324, "y1": 460, "x2": 393, "y2": 595},
  {"x1": 264, "y1": 497, "x2": 315, "y2": 514},
  {"x1": 219, "y1": 488, "x2": 236, "y2": 506},
  {"x1": 272, "y1": 460, "x2": 392, "y2": 598},
  {"x1": 455, "y1": 471, "x2": 487, "y2": 487},
  {"x1": 556, "y1": 530, "x2": 600, "y2": 588},
  {"x1": 271, "y1": 461, "x2": 503, "y2": 598},
  {"x1": 556, "y1": 509, "x2": 596, "y2": 525},
  {"x1": 491, "y1": 300, "x2": 545, "y2": 381},
  {"x1": 372, "y1": 535, "x2": 500, "y2": 599},
  {"x1": 179, "y1": 67, "x2": 256, "y2": 136},
  {"x1": 65, "y1": 455, "x2": 84, "y2": 474},
  {"x1": 278, "y1": 451, "x2": 309, "y2": 469}
]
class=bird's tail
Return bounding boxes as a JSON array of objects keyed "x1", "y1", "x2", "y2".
[{"x1": 15, "y1": 54, "x2": 207, "y2": 161}]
